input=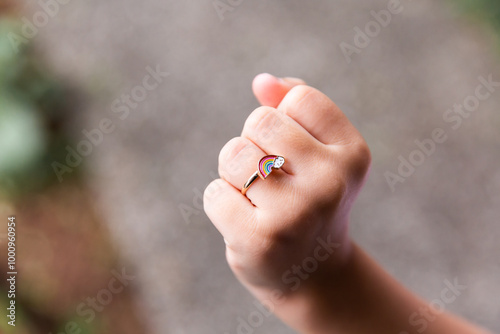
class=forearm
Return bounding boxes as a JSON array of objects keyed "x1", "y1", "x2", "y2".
[{"x1": 256, "y1": 242, "x2": 489, "y2": 334}]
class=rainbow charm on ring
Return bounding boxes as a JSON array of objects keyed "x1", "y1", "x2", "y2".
[
  {"x1": 241, "y1": 154, "x2": 286, "y2": 196},
  {"x1": 258, "y1": 155, "x2": 285, "y2": 179}
]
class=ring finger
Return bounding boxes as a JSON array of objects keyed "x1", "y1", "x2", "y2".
[{"x1": 218, "y1": 136, "x2": 291, "y2": 208}]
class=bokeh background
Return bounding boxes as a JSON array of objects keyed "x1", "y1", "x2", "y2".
[{"x1": 1, "y1": 0, "x2": 499, "y2": 333}]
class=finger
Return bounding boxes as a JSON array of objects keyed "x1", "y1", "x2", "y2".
[
  {"x1": 241, "y1": 106, "x2": 324, "y2": 175},
  {"x1": 204, "y1": 178, "x2": 256, "y2": 244},
  {"x1": 218, "y1": 136, "x2": 292, "y2": 209},
  {"x1": 252, "y1": 73, "x2": 306, "y2": 108},
  {"x1": 277, "y1": 85, "x2": 355, "y2": 146},
  {"x1": 218, "y1": 136, "x2": 267, "y2": 188}
]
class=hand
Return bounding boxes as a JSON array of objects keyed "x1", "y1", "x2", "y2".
[
  {"x1": 205, "y1": 74, "x2": 491, "y2": 334},
  {"x1": 204, "y1": 73, "x2": 371, "y2": 295}
]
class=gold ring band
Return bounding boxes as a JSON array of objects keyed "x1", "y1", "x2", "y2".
[{"x1": 241, "y1": 155, "x2": 285, "y2": 196}]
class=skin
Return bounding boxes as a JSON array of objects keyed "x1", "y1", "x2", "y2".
[{"x1": 204, "y1": 73, "x2": 491, "y2": 334}]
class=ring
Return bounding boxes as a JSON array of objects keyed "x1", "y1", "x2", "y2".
[{"x1": 241, "y1": 155, "x2": 285, "y2": 196}]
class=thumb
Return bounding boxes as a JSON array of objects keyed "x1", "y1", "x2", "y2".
[{"x1": 252, "y1": 73, "x2": 306, "y2": 108}]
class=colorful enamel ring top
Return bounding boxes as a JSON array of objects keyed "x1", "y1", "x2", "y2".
[{"x1": 241, "y1": 155, "x2": 285, "y2": 196}]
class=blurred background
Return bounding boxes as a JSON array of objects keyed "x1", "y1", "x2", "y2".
[{"x1": 0, "y1": 0, "x2": 499, "y2": 333}]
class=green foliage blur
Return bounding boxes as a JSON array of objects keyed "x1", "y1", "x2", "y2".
[
  {"x1": 0, "y1": 18, "x2": 77, "y2": 198},
  {"x1": 456, "y1": 0, "x2": 500, "y2": 36}
]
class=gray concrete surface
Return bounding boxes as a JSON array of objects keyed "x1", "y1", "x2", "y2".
[{"x1": 23, "y1": 0, "x2": 500, "y2": 332}]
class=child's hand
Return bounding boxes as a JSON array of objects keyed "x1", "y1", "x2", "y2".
[
  {"x1": 204, "y1": 73, "x2": 371, "y2": 295},
  {"x1": 204, "y1": 74, "x2": 490, "y2": 334}
]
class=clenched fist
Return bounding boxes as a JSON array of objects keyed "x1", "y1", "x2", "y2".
[
  {"x1": 204, "y1": 73, "x2": 371, "y2": 296},
  {"x1": 203, "y1": 74, "x2": 489, "y2": 334}
]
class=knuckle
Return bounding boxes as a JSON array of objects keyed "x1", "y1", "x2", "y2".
[
  {"x1": 219, "y1": 137, "x2": 242, "y2": 164},
  {"x1": 283, "y1": 85, "x2": 333, "y2": 115},
  {"x1": 203, "y1": 179, "x2": 225, "y2": 205},
  {"x1": 218, "y1": 137, "x2": 250, "y2": 177},
  {"x1": 347, "y1": 139, "x2": 372, "y2": 179},
  {"x1": 284, "y1": 85, "x2": 316, "y2": 106},
  {"x1": 244, "y1": 106, "x2": 284, "y2": 142},
  {"x1": 219, "y1": 137, "x2": 259, "y2": 177},
  {"x1": 225, "y1": 248, "x2": 242, "y2": 271}
]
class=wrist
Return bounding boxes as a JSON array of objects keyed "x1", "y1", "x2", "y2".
[
  {"x1": 241, "y1": 236, "x2": 355, "y2": 330},
  {"x1": 258, "y1": 243, "x2": 488, "y2": 334}
]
